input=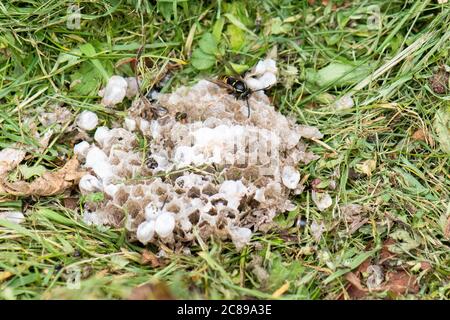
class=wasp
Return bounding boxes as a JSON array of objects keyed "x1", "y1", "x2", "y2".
[{"x1": 208, "y1": 61, "x2": 268, "y2": 118}]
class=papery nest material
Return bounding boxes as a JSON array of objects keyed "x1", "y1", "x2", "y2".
[{"x1": 77, "y1": 59, "x2": 324, "y2": 251}]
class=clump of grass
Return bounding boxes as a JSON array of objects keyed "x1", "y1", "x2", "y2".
[{"x1": 0, "y1": 0, "x2": 449, "y2": 299}]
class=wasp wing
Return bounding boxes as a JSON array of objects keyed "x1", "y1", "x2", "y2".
[{"x1": 206, "y1": 78, "x2": 235, "y2": 92}]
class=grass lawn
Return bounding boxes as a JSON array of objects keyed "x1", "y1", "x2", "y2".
[{"x1": 0, "y1": 0, "x2": 449, "y2": 300}]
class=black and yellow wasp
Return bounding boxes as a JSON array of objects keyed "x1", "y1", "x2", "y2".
[{"x1": 208, "y1": 61, "x2": 268, "y2": 118}]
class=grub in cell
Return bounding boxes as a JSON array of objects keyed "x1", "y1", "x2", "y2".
[{"x1": 75, "y1": 59, "x2": 322, "y2": 250}]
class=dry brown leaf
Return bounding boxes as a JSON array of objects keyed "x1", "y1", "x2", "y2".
[
  {"x1": 357, "y1": 258, "x2": 372, "y2": 274},
  {"x1": 420, "y1": 262, "x2": 432, "y2": 271},
  {"x1": 342, "y1": 256, "x2": 373, "y2": 300},
  {"x1": 63, "y1": 197, "x2": 79, "y2": 210},
  {"x1": 0, "y1": 157, "x2": 85, "y2": 197},
  {"x1": 128, "y1": 282, "x2": 175, "y2": 300},
  {"x1": 141, "y1": 249, "x2": 161, "y2": 268},
  {"x1": 382, "y1": 271, "x2": 419, "y2": 296},
  {"x1": 345, "y1": 272, "x2": 366, "y2": 292},
  {"x1": 340, "y1": 204, "x2": 369, "y2": 234},
  {"x1": 411, "y1": 128, "x2": 434, "y2": 147},
  {"x1": 429, "y1": 66, "x2": 449, "y2": 94},
  {"x1": 0, "y1": 271, "x2": 13, "y2": 282},
  {"x1": 412, "y1": 128, "x2": 427, "y2": 142},
  {"x1": 380, "y1": 238, "x2": 397, "y2": 264},
  {"x1": 344, "y1": 272, "x2": 367, "y2": 299}
]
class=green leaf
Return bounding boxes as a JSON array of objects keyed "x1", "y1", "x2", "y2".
[
  {"x1": 79, "y1": 43, "x2": 96, "y2": 57},
  {"x1": 111, "y1": 255, "x2": 129, "y2": 269},
  {"x1": 51, "y1": 50, "x2": 80, "y2": 73},
  {"x1": 265, "y1": 17, "x2": 292, "y2": 35},
  {"x1": 225, "y1": 62, "x2": 249, "y2": 75},
  {"x1": 311, "y1": 62, "x2": 373, "y2": 88},
  {"x1": 37, "y1": 208, "x2": 78, "y2": 226},
  {"x1": 433, "y1": 107, "x2": 450, "y2": 154},
  {"x1": 191, "y1": 49, "x2": 216, "y2": 70},
  {"x1": 323, "y1": 268, "x2": 352, "y2": 284},
  {"x1": 198, "y1": 32, "x2": 218, "y2": 55},
  {"x1": 212, "y1": 17, "x2": 226, "y2": 42},
  {"x1": 69, "y1": 61, "x2": 103, "y2": 96},
  {"x1": 389, "y1": 230, "x2": 421, "y2": 253},
  {"x1": 224, "y1": 13, "x2": 256, "y2": 37},
  {"x1": 268, "y1": 254, "x2": 304, "y2": 290},
  {"x1": 273, "y1": 207, "x2": 299, "y2": 228},
  {"x1": 393, "y1": 167, "x2": 429, "y2": 195},
  {"x1": 19, "y1": 164, "x2": 46, "y2": 179},
  {"x1": 156, "y1": 1, "x2": 174, "y2": 21},
  {"x1": 226, "y1": 24, "x2": 245, "y2": 51},
  {"x1": 81, "y1": 192, "x2": 104, "y2": 204},
  {"x1": 79, "y1": 43, "x2": 109, "y2": 81},
  {"x1": 348, "y1": 248, "x2": 378, "y2": 269}
]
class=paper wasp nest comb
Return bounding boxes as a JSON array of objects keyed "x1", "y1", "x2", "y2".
[{"x1": 76, "y1": 59, "x2": 323, "y2": 250}]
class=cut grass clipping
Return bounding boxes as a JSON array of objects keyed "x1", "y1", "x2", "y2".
[{"x1": 0, "y1": 0, "x2": 449, "y2": 300}]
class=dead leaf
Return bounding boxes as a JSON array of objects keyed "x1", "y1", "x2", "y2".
[
  {"x1": 332, "y1": 94, "x2": 354, "y2": 110},
  {"x1": 0, "y1": 157, "x2": 85, "y2": 197},
  {"x1": 412, "y1": 128, "x2": 426, "y2": 142},
  {"x1": 382, "y1": 271, "x2": 419, "y2": 296},
  {"x1": 344, "y1": 272, "x2": 367, "y2": 299},
  {"x1": 444, "y1": 215, "x2": 450, "y2": 240},
  {"x1": 420, "y1": 262, "x2": 432, "y2": 271},
  {"x1": 0, "y1": 271, "x2": 13, "y2": 282},
  {"x1": 128, "y1": 281, "x2": 175, "y2": 300},
  {"x1": 342, "y1": 257, "x2": 372, "y2": 299},
  {"x1": 249, "y1": 256, "x2": 269, "y2": 286},
  {"x1": 311, "y1": 190, "x2": 332, "y2": 211},
  {"x1": 271, "y1": 281, "x2": 290, "y2": 298},
  {"x1": 411, "y1": 128, "x2": 434, "y2": 147},
  {"x1": 340, "y1": 204, "x2": 369, "y2": 234},
  {"x1": 63, "y1": 197, "x2": 79, "y2": 210},
  {"x1": 345, "y1": 272, "x2": 366, "y2": 292},
  {"x1": 310, "y1": 220, "x2": 326, "y2": 241},
  {"x1": 355, "y1": 159, "x2": 376, "y2": 177},
  {"x1": 0, "y1": 148, "x2": 26, "y2": 176},
  {"x1": 357, "y1": 258, "x2": 372, "y2": 274},
  {"x1": 433, "y1": 107, "x2": 450, "y2": 154},
  {"x1": 141, "y1": 249, "x2": 161, "y2": 268},
  {"x1": 38, "y1": 130, "x2": 53, "y2": 152},
  {"x1": 366, "y1": 265, "x2": 384, "y2": 290},
  {"x1": 380, "y1": 238, "x2": 397, "y2": 264},
  {"x1": 429, "y1": 66, "x2": 449, "y2": 93}
]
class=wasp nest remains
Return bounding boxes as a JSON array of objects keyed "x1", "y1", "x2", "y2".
[{"x1": 75, "y1": 60, "x2": 323, "y2": 250}]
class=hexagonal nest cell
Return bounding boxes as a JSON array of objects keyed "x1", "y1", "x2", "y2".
[{"x1": 75, "y1": 61, "x2": 323, "y2": 251}]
